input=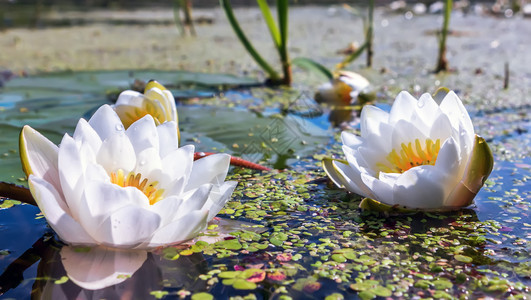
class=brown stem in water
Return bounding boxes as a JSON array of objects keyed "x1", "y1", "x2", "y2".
[
  {"x1": 0, "y1": 182, "x2": 35, "y2": 206},
  {"x1": 281, "y1": 62, "x2": 292, "y2": 86},
  {"x1": 436, "y1": 0, "x2": 452, "y2": 73},
  {"x1": 503, "y1": 62, "x2": 509, "y2": 89},
  {"x1": 183, "y1": 0, "x2": 196, "y2": 36},
  {"x1": 366, "y1": 0, "x2": 374, "y2": 68},
  {"x1": 194, "y1": 152, "x2": 271, "y2": 171}
]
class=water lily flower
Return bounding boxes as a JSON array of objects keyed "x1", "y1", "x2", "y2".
[
  {"x1": 20, "y1": 104, "x2": 237, "y2": 249},
  {"x1": 315, "y1": 71, "x2": 370, "y2": 105},
  {"x1": 113, "y1": 80, "x2": 180, "y2": 142},
  {"x1": 323, "y1": 90, "x2": 493, "y2": 210},
  {"x1": 60, "y1": 246, "x2": 148, "y2": 290}
]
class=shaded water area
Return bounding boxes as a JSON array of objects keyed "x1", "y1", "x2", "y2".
[{"x1": 1, "y1": 5, "x2": 530, "y2": 300}]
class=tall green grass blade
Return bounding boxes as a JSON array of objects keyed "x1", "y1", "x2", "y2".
[
  {"x1": 277, "y1": 0, "x2": 289, "y2": 59},
  {"x1": 173, "y1": 0, "x2": 184, "y2": 35},
  {"x1": 436, "y1": 0, "x2": 452, "y2": 72},
  {"x1": 366, "y1": 0, "x2": 374, "y2": 67},
  {"x1": 256, "y1": 0, "x2": 281, "y2": 47},
  {"x1": 220, "y1": 0, "x2": 280, "y2": 80},
  {"x1": 292, "y1": 57, "x2": 333, "y2": 80},
  {"x1": 336, "y1": 41, "x2": 368, "y2": 70},
  {"x1": 277, "y1": 0, "x2": 291, "y2": 84}
]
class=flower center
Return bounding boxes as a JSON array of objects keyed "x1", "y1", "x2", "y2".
[
  {"x1": 376, "y1": 138, "x2": 441, "y2": 174},
  {"x1": 110, "y1": 169, "x2": 165, "y2": 205}
]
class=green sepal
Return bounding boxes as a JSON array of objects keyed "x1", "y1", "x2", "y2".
[
  {"x1": 463, "y1": 134, "x2": 494, "y2": 193},
  {"x1": 322, "y1": 157, "x2": 349, "y2": 188},
  {"x1": 19, "y1": 126, "x2": 32, "y2": 177},
  {"x1": 359, "y1": 198, "x2": 414, "y2": 213},
  {"x1": 432, "y1": 87, "x2": 450, "y2": 104}
]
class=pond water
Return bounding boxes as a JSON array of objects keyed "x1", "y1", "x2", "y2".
[
  {"x1": 0, "y1": 68, "x2": 529, "y2": 299},
  {"x1": 1, "y1": 8, "x2": 531, "y2": 300}
]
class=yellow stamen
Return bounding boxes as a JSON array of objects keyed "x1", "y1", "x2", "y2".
[
  {"x1": 379, "y1": 138, "x2": 441, "y2": 174},
  {"x1": 110, "y1": 169, "x2": 165, "y2": 205}
]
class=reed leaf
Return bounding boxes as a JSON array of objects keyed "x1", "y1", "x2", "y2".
[
  {"x1": 292, "y1": 57, "x2": 333, "y2": 80},
  {"x1": 220, "y1": 0, "x2": 280, "y2": 80},
  {"x1": 257, "y1": 0, "x2": 281, "y2": 47},
  {"x1": 336, "y1": 41, "x2": 367, "y2": 70}
]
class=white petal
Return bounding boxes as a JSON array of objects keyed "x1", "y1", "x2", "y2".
[
  {"x1": 341, "y1": 131, "x2": 363, "y2": 149},
  {"x1": 61, "y1": 246, "x2": 147, "y2": 290},
  {"x1": 88, "y1": 105, "x2": 126, "y2": 141},
  {"x1": 58, "y1": 134, "x2": 85, "y2": 221},
  {"x1": 134, "y1": 147, "x2": 162, "y2": 179},
  {"x1": 392, "y1": 166, "x2": 452, "y2": 209},
  {"x1": 389, "y1": 91, "x2": 417, "y2": 124},
  {"x1": 164, "y1": 177, "x2": 187, "y2": 199},
  {"x1": 332, "y1": 160, "x2": 372, "y2": 198},
  {"x1": 391, "y1": 119, "x2": 427, "y2": 151},
  {"x1": 72, "y1": 118, "x2": 102, "y2": 154},
  {"x1": 429, "y1": 112, "x2": 454, "y2": 143},
  {"x1": 149, "y1": 196, "x2": 183, "y2": 226},
  {"x1": 115, "y1": 90, "x2": 144, "y2": 107},
  {"x1": 144, "y1": 210, "x2": 208, "y2": 249},
  {"x1": 357, "y1": 145, "x2": 385, "y2": 172},
  {"x1": 94, "y1": 205, "x2": 161, "y2": 248},
  {"x1": 29, "y1": 176, "x2": 96, "y2": 245},
  {"x1": 82, "y1": 181, "x2": 148, "y2": 219},
  {"x1": 378, "y1": 172, "x2": 401, "y2": 186},
  {"x1": 439, "y1": 91, "x2": 474, "y2": 137},
  {"x1": 84, "y1": 163, "x2": 110, "y2": 183},
  {"x1": 78, "y1": 182, "x2": 150, "y2": 243},
  {"x1": 126, "y1": 114, "x2": 159, "y2": 155},
  {"x1": 435, "y1": 137, "x2": 462, "y2": 178},
  {"x1": 415, "y1": 93, "x2": 440, "y2": 129},
  {"x1": 205, "y1": 181, "x2": 237, "y2": 220},
  {"x1": 360, "y1": 105, "x2": 389, "y2": 138},
  {"x1": 185, "y1": 153, "x2": 230, "y2": 192},
  {"x1": 339, "y1": 71, "x2": 370, "y2": 91},
  {"x1": 157, "y1": 121, "x2": 180, "y2": 158},
  {"x1": 176, "y1": 183, "x2": 213, "y2": 219},
  {"x1": 160, "y1": 145, "x2": 194, "y2": 184},
  {"x1": 96, "y1": 132, "x2": 136, "y2": 174},
  {"x1": 20, "y1": 125, "x2": 60, "y2": 190},
  {"x1": 161, "y1": 90, "x2": 178, "y2": 122},
  {"x1": 360, "y1": 173, "x2": 395, "y2": 205},
  {"x1": 434, "y1": 138, "x2": 467, "y2": 206}
]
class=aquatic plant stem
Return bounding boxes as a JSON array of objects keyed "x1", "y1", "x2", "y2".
[
  {"x1": 504, "y1": 62, "x2": 509, "y2": 89},
  {"x1": 436, "y1": 0, "x2": 452, "y2": 72},
  {"x1": 220, "y1": 0, "x2": 281, "y2": 82},
  {"x1": 366, "y1": 0, "x2": 374, "y2": 68},
  {"x1": 277, "y1": 0, "x2": 292, "y2": 85},
  {"x1": 0, "y1": 182, "x2": 35, "y2": 206},
  {"x1": 173, "y1": 0, "x2": 185, "y2": 35},
  {"x1": 183, "y1": 0, "x2": 196, "y2": 36},
  {"x1": 195, "y1": 152, "x2": 272, "y2": 171}
]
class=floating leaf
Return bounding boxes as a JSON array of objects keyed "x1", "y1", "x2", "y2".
[
  {"x1": 232, "y1": 278, "x2": 258, "y2": 290},
  {"x1": 54, "y1": 276, "x2": 69, "y2": 284},
  {"x1": 454, "y1": 254, "x2": 473, "y2": 263},
  {"x1": 191, "y1": 292, "x2": 214, "y2": 300}
]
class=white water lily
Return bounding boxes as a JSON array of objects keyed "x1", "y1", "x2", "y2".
[
  {"x1": 113, "y1": 80, "x2": 180, "y2": 142},
  {"x1": 315, "y1": 71, "x2": 370, "y2": 105},
  {"x1": 20, "y1": 104, "x2": 236, "y2": 249},
  {"x1": 60, "y1": 246, "x2": 148, "y2": 290},
  {"x1": 323, "y1": 90, "x2": 493, "y2": 210}
]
